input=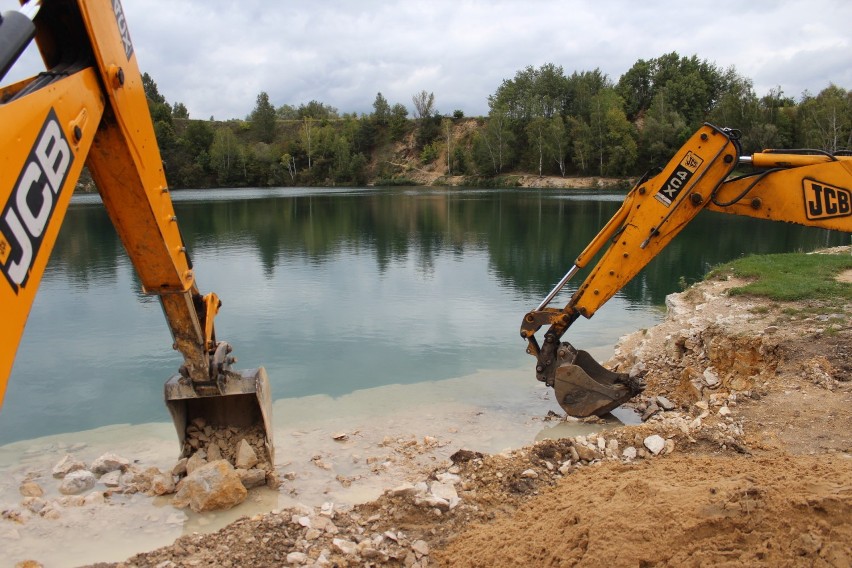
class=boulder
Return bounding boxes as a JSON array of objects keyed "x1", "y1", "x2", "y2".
[
  {"x1": 574, "y1": 443, "x2": 602, "y2": 462},
  {"x1": 172, "y1": 460, "x2": 247, "y2": 512},
  {"x1": 90, "y1": 453, "x2": 130, "y2": 476},
  {"x1": 19, "y1": 481, "x2": 44, "y2": 498},
  {"x1": 59, "y1": 470, "x2": 96, "y2": 495},
  {"x1": 643, "y1": 435, "x2": 666, "y2": 456},
  {"x1": 430, "y1": 481, "x2": 460, "y2": 509},
  {"x1": 52, "y1": 455, "x2": 87, "y2": 479},
  {"x1": 148, "y1": 471, "x2": 177, "y2": 496}
]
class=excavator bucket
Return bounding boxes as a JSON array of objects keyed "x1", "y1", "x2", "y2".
[
  {"x1": 164, "y1": 367, "x2": 274, "y2": 466},
  {"x1": 553, "y1": 349, "x2": 642, "y2": 417}
]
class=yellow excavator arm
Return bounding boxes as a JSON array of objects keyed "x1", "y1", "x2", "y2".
[
  {"x1": 521, "y1": 123, "x2": 852, "y2": 417},
  {"x1": 0, "y1": 0, "x2": 271, "y2": 463}
]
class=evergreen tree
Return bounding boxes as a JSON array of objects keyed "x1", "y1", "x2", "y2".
[
  {"x1": 372, "y1": 92, "x2": 391, "y2": 125},
  {"x1": 249, "y1": 92, "x2": 277, "y2": 143}
]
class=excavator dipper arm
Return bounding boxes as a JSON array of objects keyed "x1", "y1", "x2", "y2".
[
  {"x1": 0, "y1": 0, "x2": 272, "y2": 461},
  {"x1": 521, "y1": 124, "x2": 852, "y2": 417}
]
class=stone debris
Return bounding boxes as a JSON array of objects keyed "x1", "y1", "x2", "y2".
[
  {"x1": 0, "y1": 392, "x2": 753, "y2": 566},
  {"x1": 125, "y1": 501, "x2": 441, "y2": 567},
  {"x1": 114, "y1": 411, "x2": 716, "y2": 567}
]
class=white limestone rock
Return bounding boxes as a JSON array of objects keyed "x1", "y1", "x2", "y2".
[
  {"x1": 59, "y1": 470, "x2": 96, "y2": 495},
  {"x1": 90, "y1": 453, "x2": 130, "y2": 476},
  {"x1": 643, "y1": 434, "x2": 666, "y2": 456},
  {"x1": 52, "y1": 454, "x2": 87, "y2": 479}
]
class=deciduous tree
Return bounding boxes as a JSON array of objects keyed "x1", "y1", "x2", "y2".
[
  {"x1": 301, "y1": 117, "x2": 315, "y2": 170},
  {"x1": 412, "y1": 90, "x2": 435, "y2": 120},
  {"x1": 798, "y1": 85, "x2": 852, "y2": 154}
]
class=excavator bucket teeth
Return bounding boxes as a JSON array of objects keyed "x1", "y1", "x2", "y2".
[
  {"x1": 164, "y1": 367, "x2": 274, "y2": 465},
  {"x1": 553, "y1": 350, "x2": 640, "y2": 417}
]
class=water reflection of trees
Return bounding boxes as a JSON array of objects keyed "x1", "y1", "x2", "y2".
[
  {"x1": 48, "y1": 204, "x2": 122, "y2": 285},
  {"x1": 55, "y1": 189, "x2": 847, "y2": 308}
]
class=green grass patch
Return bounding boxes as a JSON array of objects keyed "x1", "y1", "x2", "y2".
[{"x1": 707, "y1": 252, "x2": 852, "y2": 302}]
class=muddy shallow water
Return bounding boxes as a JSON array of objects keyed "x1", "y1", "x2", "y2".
[{"x1": 0, "y1": 365, "x2": 636, "y2": 567}]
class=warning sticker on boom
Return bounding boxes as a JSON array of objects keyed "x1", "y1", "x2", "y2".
[{"x1": 654, "y1": 151, "x2": 704, "y2": 207}]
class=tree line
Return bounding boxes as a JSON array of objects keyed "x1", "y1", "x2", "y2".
[{"x1": 141, "y1": 52, "x2": 852, "y2": 189}]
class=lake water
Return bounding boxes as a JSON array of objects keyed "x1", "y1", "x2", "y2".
[{"x1": 0, "y1": 186, "x2": 846, "y2": 445}]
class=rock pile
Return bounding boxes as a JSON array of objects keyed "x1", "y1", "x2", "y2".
[
  {"x1": 112, "y1": 389, "x2": 757, "y2": 567},
  {"x1": 178, "y1": 418, "x2": 273, "y2": 487},
  {"x1": 1, "y1": 430, "x2": 279, "y2": 526},
  {"x1": 122, "y1": 501, "x2": 435, "y2": 567},
  {"x1": 2, "y1": 451, "x2": 160, "y2": 524}
]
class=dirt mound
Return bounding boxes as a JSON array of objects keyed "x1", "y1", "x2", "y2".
[{"x1": 437, "y1": 454, "x2": 852, "y2": 567}]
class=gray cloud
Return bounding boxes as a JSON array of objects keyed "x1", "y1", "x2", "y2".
[{"x1": 3, "y1": 0, "x2": 850, "y2": 120}]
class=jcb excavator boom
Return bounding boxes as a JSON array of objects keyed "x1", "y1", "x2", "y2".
[
  {"x1": 0, "y1": 0, "x2": 272, "y2": 465},
  {"x1": 522, "y1": 123, "x2": 852, "y2": 417}
]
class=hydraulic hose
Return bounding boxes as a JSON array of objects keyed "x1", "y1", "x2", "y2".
[{"x1": 0, "y1": 1, "x2": 40, "y2": 83}]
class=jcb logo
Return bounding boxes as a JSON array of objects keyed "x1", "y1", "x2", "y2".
[
  {"x1": 804, "y1": 180, "x2": 851, "y2": 220},
  {"x1": 655, "y1": 151, "x2": 704, "y2": 208},
  {"x1": 113, "y1": 0, "x2": 134, "y2": 59},
  {"x1": 0, "y1": 110, "x2": 73, "y2": 292}
]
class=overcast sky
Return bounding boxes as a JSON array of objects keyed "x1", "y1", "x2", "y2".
[{"x1": 3, "y1": 0, "x2": 851, "y2": 121}]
